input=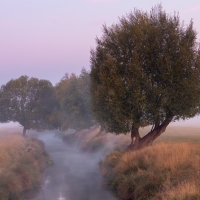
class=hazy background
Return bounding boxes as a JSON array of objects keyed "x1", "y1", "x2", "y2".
[{"x1": 1, "y1": 0, "x2": 200, "y2": 127}]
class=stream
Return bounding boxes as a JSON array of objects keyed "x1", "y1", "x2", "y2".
[{"x1": 25, "y1": 132, "x2": 117, "y2": 200}]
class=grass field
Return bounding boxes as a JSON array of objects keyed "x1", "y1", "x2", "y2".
[
  {"x1": 97, "y1": 126, "x2": 200, "y2": 200},
  {"x1": 100, "y1": 142, "x2": 200, "y2": 200},
  {"x1": 0, "y1": 127, "x2": 50, "y2": 200}
]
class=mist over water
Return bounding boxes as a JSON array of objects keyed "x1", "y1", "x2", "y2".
[{"x1": 26, "y1": 132, "x2": 117, "y2": 200}]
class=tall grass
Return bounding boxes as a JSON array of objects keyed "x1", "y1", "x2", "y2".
[
  {"x1": 0, "y1": 134, "x2": 50, "y2": 200},
  {"x1": 61, "y1": 125, "x2": 200, "y2": 199},
  {"x1": 100, "y1": 142, "x2": 200, "y2": 200}
]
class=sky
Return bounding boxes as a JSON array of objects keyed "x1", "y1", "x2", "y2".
[
  {"x1": 1, "y1": 0, "x2": 200, "y2": 127},
  {"x1": 1, "y1": 0, "x2": 200, "y2": 85}
]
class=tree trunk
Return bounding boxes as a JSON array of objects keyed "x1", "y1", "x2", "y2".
[
  {"x1": 127, "y1": 114, "x2": 173, "y2": 151},
  {"x1": 23, "y1": 127, "x2": 27, "y2": 137}
]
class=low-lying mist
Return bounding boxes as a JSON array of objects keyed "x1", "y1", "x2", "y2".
[{"x1": 26, "y1": 131, "x2": 117, "y2": 200}]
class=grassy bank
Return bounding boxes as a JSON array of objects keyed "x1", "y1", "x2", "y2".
[
  {"x1": 62, "y1": 125, "x2": 134, "y2": 152},
  {"x1": 62, "y1": 125, "x2": 200, "y2": 199},
  {"x1": 0, "y1": 134, "x2": 50, "y2": 200},
  {"x1": 62, "y1": 126, "x2": 200, "y2": 151},
  {"x1": 100, "y1": 142, "x2": 200, "y2": 200}
]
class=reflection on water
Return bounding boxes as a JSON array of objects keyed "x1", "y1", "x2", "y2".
[{"x1": 26, "y1": 132, "x2": 117, "y2": 200}]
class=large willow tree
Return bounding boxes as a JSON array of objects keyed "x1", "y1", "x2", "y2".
[{"x1": 90, "y1": 5, "x2": 200, "y2": 150}]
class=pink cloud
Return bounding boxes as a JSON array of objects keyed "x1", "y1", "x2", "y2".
[{"x1": 182, "y1": 5, "x2": 200, "y2": 14}]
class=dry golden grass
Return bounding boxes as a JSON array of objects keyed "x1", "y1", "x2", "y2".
[
  {"x1": 157, "y1": 180, "x2": 200, "y2": 200},
  {"x1": 0, "y1": 134, "x2": 25, "y2": 168},
  {"x1": 100, "y1": 142, "x2": 200, "y2": 200},
  {"x1": 0, "y1": 132, "x2": 49, "y2": 200}
]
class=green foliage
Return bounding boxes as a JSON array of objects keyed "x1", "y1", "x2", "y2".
[
  {"x1": 55, "y1": 68, "x2": 95, "y2": 130},
  {"x1": 90, "y1": 5, "x2": 200, "y2": 134},
  {"x1": 0, "y1": 76, "x2": 58, "y2": 134}
]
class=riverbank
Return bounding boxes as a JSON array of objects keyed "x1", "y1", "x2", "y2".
[
  {"x1": 0, "y1": 133, "x2": 51, "y2": 200},
  {"x1": 100, "y1": 142, "x2": 200, "y2": 200},
  {"x1": 62, "y1": 126, "x2": 200, "y2": 200}
]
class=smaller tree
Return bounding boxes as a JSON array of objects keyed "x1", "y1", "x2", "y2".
[
  {"x1": 55, "y1": 69, "x2": 95, "y2": 131},
  {"x1": 0, "y1": 76, "x2": 58, "y2": 136}
]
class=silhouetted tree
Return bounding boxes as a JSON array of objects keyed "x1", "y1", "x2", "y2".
[
  {"x1": 0, "y1": 76, "x2": 58, "y2": 136},
  {"x1": 90, "y1": 5, "x2": 200, "y2": 150}
]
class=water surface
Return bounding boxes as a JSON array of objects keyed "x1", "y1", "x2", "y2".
[{"x1": 26, "y1": 132, "x2": 117, "y2": 200}]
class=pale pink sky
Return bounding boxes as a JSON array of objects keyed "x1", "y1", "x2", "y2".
[{"x1": 1, "y1": 0, "x2": 200, "y2": 127}]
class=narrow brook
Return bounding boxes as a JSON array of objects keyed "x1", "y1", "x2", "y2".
[{"x1": 25, "y1": 132, "x2": 117, "y2": 200}]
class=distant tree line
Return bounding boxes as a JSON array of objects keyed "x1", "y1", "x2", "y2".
[{"x1": 0, "y1": 69, "x2": 95, "y2": 136}]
